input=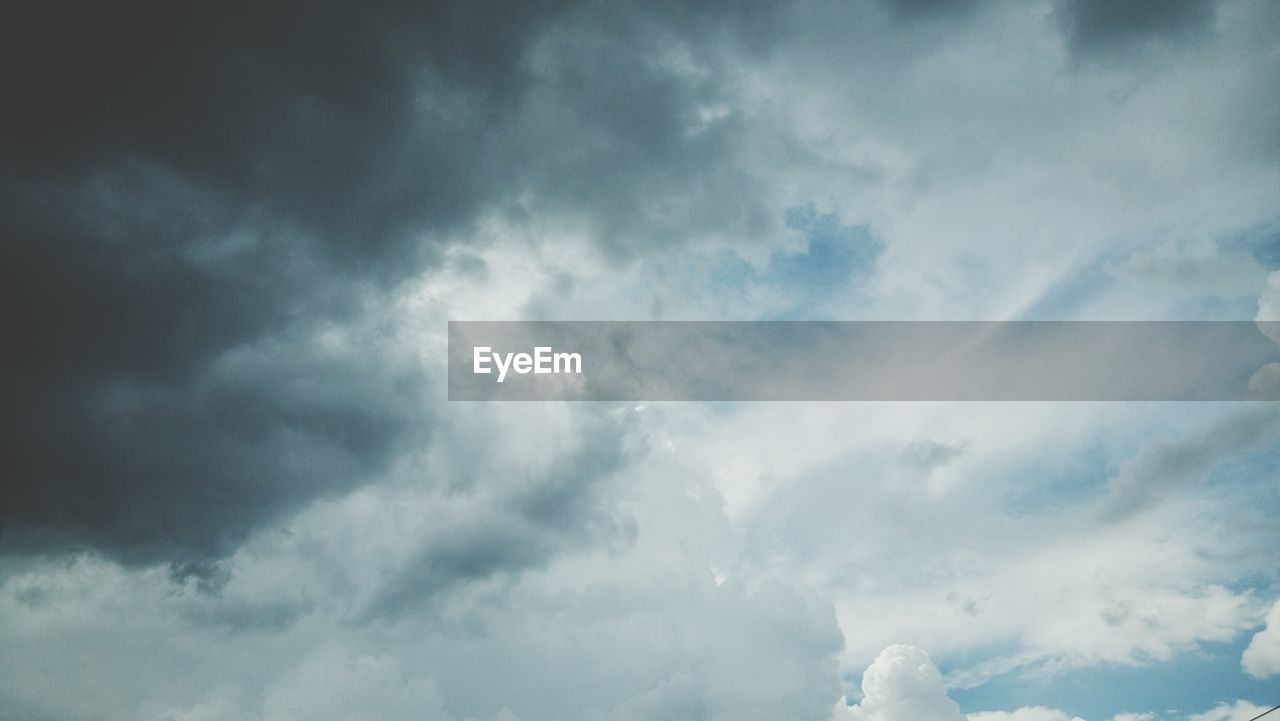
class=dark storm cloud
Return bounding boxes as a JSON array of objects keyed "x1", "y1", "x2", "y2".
[
  {"x1": 1054, "y1": 0, "x2": 1215, "y2": 54},
  {"x1": 2, "y1": 271, "x2": 432, "y2": 575},
  {"x1": 0, "y1": 0, "x2": 570, "y2": 571},
  {"x1": 1, "y1": 0, "x2": 793, "y2": 575},
  {"x1": 2, "y1": 0, "x2": 563, "y2": 263}
]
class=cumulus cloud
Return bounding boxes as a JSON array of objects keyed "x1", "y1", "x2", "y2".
[
  {"x1": 841, "y1": 645, "x2": 965, "y2": 721},
  {"x1": 1242, "y1": 598, "x2": 1280, "y2": 678},
  {"x1": 836, "y1": 646, "x2": 1089, "y2": 721},
  {"x1": 1256, "y1": 271, "x2": 1280, "y2": 341}
]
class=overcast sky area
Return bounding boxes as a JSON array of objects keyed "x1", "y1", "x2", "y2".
[{"x1": 2, "y1": 0, "x2": 1280, "y2": 719}]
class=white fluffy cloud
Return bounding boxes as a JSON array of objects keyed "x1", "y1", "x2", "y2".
[
  {"x1": 839, "y1": 645, "x2": 965, "y2": 721},
  {"x1": 1189, "y1": 701, "x2": 1277, "y2": 721},
  {"x1": 1256, "y1": 271, "x2": 1280, "y2": 337},
  {"x1": 834, "y1": 645, "x2": 1088, "y2": 721},
  {"x1": 838, "y1": 645, "x2": 1271, "y2": 721},
  {"x1": 1242, "y1": 598, "x2": 1280, "y2": 678},
  {"x1": 971, "y1": 707, "x2": 1087, "y2": 721}
]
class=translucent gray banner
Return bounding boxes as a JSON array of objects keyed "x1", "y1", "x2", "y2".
[{"x1": 447, "y1": 321, "x2": 1280, "y2": 401}]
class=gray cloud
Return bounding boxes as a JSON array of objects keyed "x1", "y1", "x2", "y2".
[
  {"x1": 0, "y1": 0, "x2": 793, "y2": 573},
  {"x1": 362, "y1": 413, "x2": 638, "y2": 621},
  {"x1": 881, "y1": 0, "x2": 979, "y2": 21},
  {"x1": 0, "y1": 0, "x2": 563, "y2": 573},
  {"x1": 1054, "y1": 0, "x2": 1215, "y2": 54},
  {"x1": 1099, "y1": 403, "x2": 1280, "y2": 521}
]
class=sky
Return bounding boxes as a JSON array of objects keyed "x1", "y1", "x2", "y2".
[{"x1": 1, "y1": 0, "x2": 1279, "y2": 719}]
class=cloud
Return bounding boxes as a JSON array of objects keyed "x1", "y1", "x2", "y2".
[
  {"x1": 880, "y1": 0, "x2": 978, "y2": 21},
  {"x1": 1, "y1": 0, "x2": 559, "y2": 571},
  {"x1": 1, "y1": 1, "x2": 556, "y2": 259},
  {"x1": 0, "y1": 549, "x2": 845, "y2": 721},
  {"x1": 151, "y1": 648, "x2": 497, "y2": 721},
  {"x1": 259, "y1": 649, "x2": 452, "y2": 721},
  {"x1": 2, "y1": 266, "x2": 434, "y2": 576},
  {"x1": 663, "y1": 399, "x2": 1278, "y2": 689},
  {"x1": 1256, "y1": 271, "x2": 1280, "y2": 341},
  {"x1": 836, "y1": 645, "x2": 1085, "y2": 721},
  {"x1": 971, "y1": 708, "x2": 1087, "y2": 721},
  {"x1": 1108, "y1": 241, "x2": 1268, "y2": 298},
  {"x1": 1098, "y1": 403, "x2": 1280, "y2": 521},
  {"x1": 0, "y1": 0, "x2": 795, "y2": 571},
  {"x1": 1242, "y1": 597, "x2": 1280, "y2": 678},
  {"x1": 1189, "y1": 701, "x2": 1277, "y2": 721},
  {"x1": 840, "y1": 645, "x2": 1270, "y2": 721},
  {"x1": 842, "y1": 644, "x2": 966, "y2": 721},
  {"x1": 360, "y1": 411, "x2": 638, "y2": 621},
  {"x1": 1053, "y1": 0, "x2": 1215, "y2": 55}
]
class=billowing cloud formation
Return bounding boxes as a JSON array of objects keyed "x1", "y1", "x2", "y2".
[
  {"x1": 1242, "y1": 598, "x2": 1280, "y2": 678},
  {"x1": 835, "y1": 645, "x2": 1088, "y2": 721},
  {"x1": 1257, "y1": 271, "x2": 1280, "y2": 339},
  {"x1": 843, "y1": 645, "x2": 965, "y2": 721}
]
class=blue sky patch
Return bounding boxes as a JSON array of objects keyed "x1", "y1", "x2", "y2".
[{"x1": 710, "y1": 205, "x2": 883, "y2": 318}]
